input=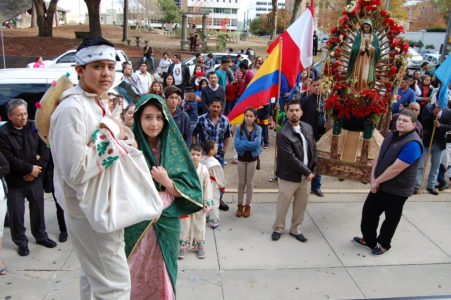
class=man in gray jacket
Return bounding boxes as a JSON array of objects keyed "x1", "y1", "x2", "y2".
[
  {"x1": 353, "y1": 109, "x2": 423, "y2": 255},
  {"x1": 272, "y1": 100, "x2": 317, "y2": 243}
]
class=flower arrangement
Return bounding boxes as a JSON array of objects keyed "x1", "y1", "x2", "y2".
[{"x1": 322, "y1": 0, "x2": 409, "y2": 128}]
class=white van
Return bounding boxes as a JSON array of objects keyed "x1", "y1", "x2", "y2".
[{"x1": 0, "y1": 67, "x2": 122, "y2": 121}]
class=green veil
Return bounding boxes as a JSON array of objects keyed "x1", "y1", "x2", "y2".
[
  {"x1": 124, "y1": 94, "x2": 203, "y2": 291},
  {"x1": 346, "y1": 19, "x2": 381, "y2": 85}
]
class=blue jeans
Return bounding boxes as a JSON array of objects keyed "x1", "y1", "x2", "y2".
[
  {"x1": 415, "y1": 143, "x2": 444, "y2": 189},
  {"x1": 437, "y1": 164, "x2": 449, "y2": 187},
  {"x1": 311, "y1": 174, "x2": 322, "y2": 191},
  {"x1": 143, "y1": 56, "x2": 155, "y2": 71}
]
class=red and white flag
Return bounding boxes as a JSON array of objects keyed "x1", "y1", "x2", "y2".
[{"x1": 267, "y1": 0, "x2": 315, "y2": 89}]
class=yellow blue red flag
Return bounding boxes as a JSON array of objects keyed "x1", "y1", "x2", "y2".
[{"x1": 227, "y1": 43, "x2": 282, "y2": 125}]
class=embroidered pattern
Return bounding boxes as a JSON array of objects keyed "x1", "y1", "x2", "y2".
[{"x1": 92, "y1": 128, "x2": 125, "y2": 170}]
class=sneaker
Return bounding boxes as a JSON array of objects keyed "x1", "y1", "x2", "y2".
[
  {"x1": 427, "y1": 188, "x2": 439, "y2": 195},
  {"x1": 210, "y1": 219, "x2": 219, "y2": 229},
  {"x1": 352, "y1": 236, "x2": 372, "y2": 249},
  {"x1": 224, "y1": 161, "x2": 228, "y2": 166},
  {"x1": 197, "y1": 247, "x2": 206, "y2": 259},
  {"x1": 371, "y1": 244, "x2": 388, "y2": 256},
  {"x1": 219, "y1": 201, "x2": 229, "y2": 211},
  {"x1": 178, "y1": 248, "x2": 187, "y2": 259},
  {"x1": 438, "y1": 184, "x2": 449, "y2": 191}
]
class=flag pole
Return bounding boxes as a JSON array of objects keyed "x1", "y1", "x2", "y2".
[{"x1": 271, "y1": 37, "x2": 283, "y2": 180}]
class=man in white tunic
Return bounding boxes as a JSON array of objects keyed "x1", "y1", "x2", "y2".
[{"x1": 49, "y1": 37, "x2": 149, "y2": 300}]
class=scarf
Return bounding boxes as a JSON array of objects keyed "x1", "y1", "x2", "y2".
[{"x1": 124, "y1": 94, "x2": 203, "y2": 291}]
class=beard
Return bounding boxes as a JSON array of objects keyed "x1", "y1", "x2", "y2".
[{"x1": 289, "y1": 116, "x2": 300, "y2": 124}]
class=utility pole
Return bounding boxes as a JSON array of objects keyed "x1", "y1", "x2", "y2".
[
  {"x1": 122, "y1": 0, "x2": 128, "y2": 41},
  {"x1": 385, "y1": 0, "x2": 389, "y2": 10},
  {"x1": 439, "y1": 11, "x2": 451, "y2": 64}
]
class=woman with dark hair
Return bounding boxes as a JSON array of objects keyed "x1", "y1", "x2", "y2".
[
  {"x1": 234, "y1": 107, "x2": 262, "y2": 217},
  {"x1": 125, "y1": 94, "x2": 203, "y2": 299},
  {"x1": 163, "y1": 74, "x2": 175, "y2": 91},
  {"x1": 33, "y1": 56, "x2": 45, "y2": 68},
  {"x1": 195, "y1": 78, "x2": 209, "y2": 114},
  {"x1": 121, "y1": 104, "x2": 136, "y2": 128},
  {"x1": 149, "y1": 80, "x2": 164, "y2": 97},
  {"x1": 190, "y1": 64, "x2": 205, "y2": 88},
  {"x1": 417, "y1": 75, "x2": 433, "y2": 108}
]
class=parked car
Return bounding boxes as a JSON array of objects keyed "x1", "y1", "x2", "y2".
[
  {"x1": 313, "y1": 60, "x2": 323, "y2": 78},
  {"x1": 0, "y1": 67, "x2": 123, "y2": 121},
  {"x1": 182, "y1": 52, "x2": 252, "y2": 75},
  {"x1": 26, "y1": 49, "x2": 130, "y2": 72},
  {"x1": 423, "y1": 53, "x2": 441, "y2": 65},
  {"x1": 406, "y1": 48, "x2": 424, "y2": 70},
  {"x1": 420, "y1": 49, "x2": 439, "y2": 58}
]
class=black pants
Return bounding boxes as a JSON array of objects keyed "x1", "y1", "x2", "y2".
[
  {"x1": 7, "y1": 177, "x2": 48, "y2": 248},
  {"x1": 52, "y1": 192, "x2": 67, "y2": 233},
  {"x1": 361, "y1": 191, "x2": 407, "y2": 250}
]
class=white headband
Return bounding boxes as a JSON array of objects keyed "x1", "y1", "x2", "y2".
[{"x1": 75, "y1": 45, "x2": 116, "y2": 66}]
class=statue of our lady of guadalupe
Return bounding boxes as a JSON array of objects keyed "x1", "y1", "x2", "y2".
[{"x1": 346, "y1": 19, "x2": 381, "y2": 92}]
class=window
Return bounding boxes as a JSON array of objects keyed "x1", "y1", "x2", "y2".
[
  {"x1": 56, "y1": 52, "x2": 76, "y2": 64},
  {"x1": 0, "y1": 83, "x2": 50, "y2": 121}
]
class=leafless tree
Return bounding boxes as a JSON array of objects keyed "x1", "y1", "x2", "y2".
[
  {"x1": 32, "y1": 0, "x2": 58, "y2": 36},
  {"x1": 290, "y1": 0, "x2": 303, "y2": 25},
  {"x1": 271, "y1": 0, "x2": 278, "y2": 39},
  {"x1": 84, "y1": 0, "x2": 102, "y2": 37}
]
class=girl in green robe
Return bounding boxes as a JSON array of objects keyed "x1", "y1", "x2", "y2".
[{"x1": 124, "y1": 94, "x2": 202, "y2": 299}]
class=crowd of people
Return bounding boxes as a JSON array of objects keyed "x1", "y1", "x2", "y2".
[{"x1": 0, "y1": 36, "x2": 450, "y2": 300}]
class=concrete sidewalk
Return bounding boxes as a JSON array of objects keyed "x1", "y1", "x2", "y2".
[{"x1": 1, "y1": 192, "x2": 451, "y2": 300}]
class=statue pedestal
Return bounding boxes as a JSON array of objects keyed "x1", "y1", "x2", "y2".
[{"x1": 316, "y1": 128, "x2": 383, "y2": 183}]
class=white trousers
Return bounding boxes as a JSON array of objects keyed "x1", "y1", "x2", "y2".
[
  {"x1": 180, "y1": 210, "x2": 206, "y2": 249},
  {"x1": 207, "y1": 188, "x2": 220, "y2": 222},
  {"x1": 66, "y1": 216, "x2": 131, "y2": 300}
]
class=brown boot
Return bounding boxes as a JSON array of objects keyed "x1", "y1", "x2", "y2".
[
  {"x1": 236, "y1": 204, "x2": 244, "y2": 217},
  {"x1": 243, "y1": 205, "x2": 251, "y2": 217}
]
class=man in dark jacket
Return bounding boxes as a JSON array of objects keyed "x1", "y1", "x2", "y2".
[
  {"x1": 0, "y1": 99, "x2": 56, "y2": 256},
  {"x1": 272, "y1": 100, "x2": 317, "y2": 243},
  {"x1": 353, "y1": 109, "x2": 423, "y2": 256},
  {"x1": 301, "y1": 79, "x2": 325, "y2": 196},
  {"x1": 414, "y1": 101, "x2": 451, "y2": 195},
  {"x1": 164, "y1": 86, "x2": 192, "y2": 147},
  {"x1": 201, "y1": 72, "x2": 226, "y2": 114},
  {"x1": 167, "y1": 54, "x2": 190, "y2": 97}
]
